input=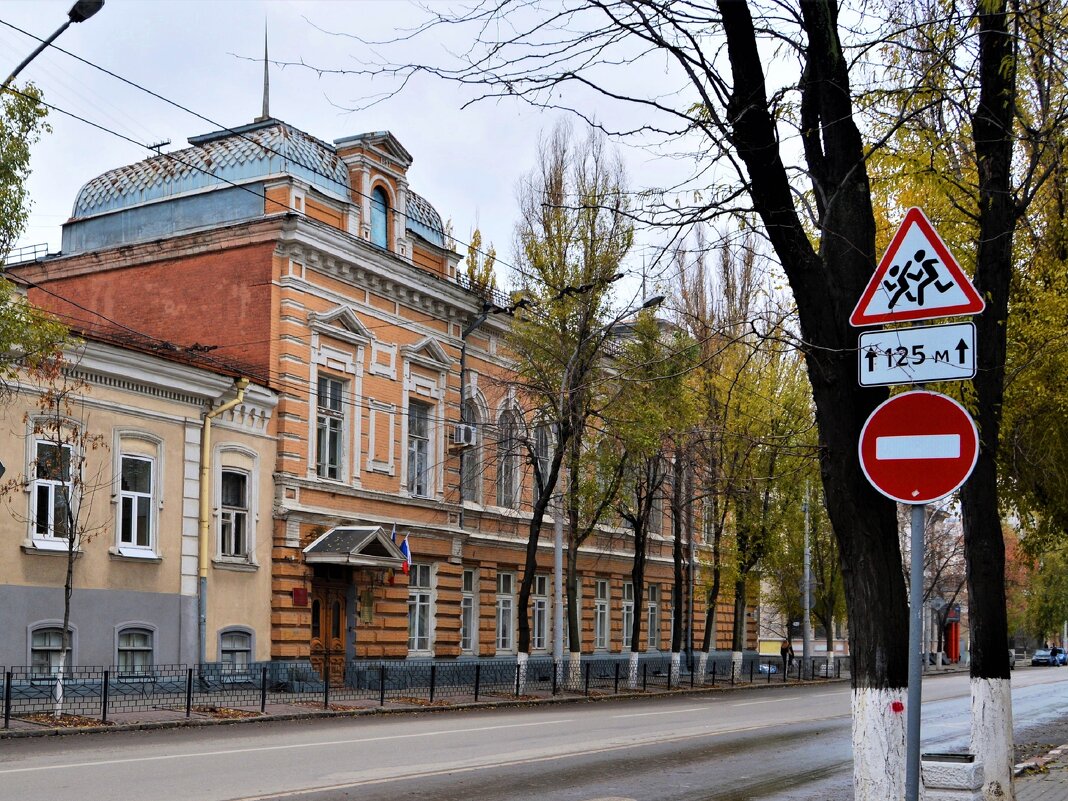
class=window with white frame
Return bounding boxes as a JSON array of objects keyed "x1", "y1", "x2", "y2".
[
  {"x1": 496, "y1": 572, "x2": 515, "y2": 652},
  {"x1": 622, "y1": 582, "x2": 634, "y2": 649},
  {"x1": 32, "y1": 441, "x2": 72, "y2": 542},
  {"x1": 220, "y1": 629, "x2": 252, "y2": 668},
  {"x1": 647, "y1": 584, "x2": 660, "y2": 651},
  {"x1": 594, "y1": 579, "x2": 609, "y2": 650},
  {"x1": 316, "y1": 375, "x2": 345, "y2": 480},
  {"x1": 30, "y1": 627, "x2": 72, "y2": 673},
  {"x1": 407, "y1": 401, "x2": 431, "y2": 497},
  {"x1": 533, "y1": 424, "x2": 551, "y2": 508},
  {"x1": 220, "y1": 470, "x2": 249, "y2": 558},
  {"x1": 496, "y1": 410, "x2": 520, "y2": 508},
  {"x1": 460, "y1": 568, "x2": 477, "y2": 652},
  {"x1": 371, "y1": 186, "x2": 389, "y2": 249},
  {"x1": 460, "y1": 400, "x2": 481, "y2": 504},
  {"x1": 117, "y1": 628, "x2": 153, "y2": 674},
  {"x1": 119, "y1": 455, "x2": 153, "y2": 552},
  {"x1": 532, "y1": 574, "x2": 549, "y2": 651},
  {"x1": 408, "y1": 563, "x2": 433, "y2": 652}
]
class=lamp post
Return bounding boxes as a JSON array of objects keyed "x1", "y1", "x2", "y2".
[
  {"x1": 1, "y1": 1, "x2": 105, "y2": 92},
  {"x1": 552, "y1": 294, "x2": 664, "y2": 675}
]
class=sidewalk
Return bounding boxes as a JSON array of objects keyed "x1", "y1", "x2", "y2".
[{"x1": 1017, "y1": 744, "x2": 1068, "y2": 801}]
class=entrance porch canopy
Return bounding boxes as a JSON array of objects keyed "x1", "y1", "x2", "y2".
[{"x1": 302, "y1": 525, "x2": 406, "y2": 569}]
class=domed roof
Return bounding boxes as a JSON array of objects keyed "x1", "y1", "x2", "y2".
[
  {"x1": 69, "y1": 119, "x2": 445, "y2": 247},
  {"x1": 72, "y1": 119, "x2": 351, "y2": 219}
]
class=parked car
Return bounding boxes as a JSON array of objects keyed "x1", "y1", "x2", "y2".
[
  {"x1": 1032, "y1": 648, "x2": 1056, "y2": 666},
  {"x1": 757, "y1": 662, "x2": 779, "y2": 674},
  {"x1": 1053, "y1": 646, "x2": 1067, "y2": 665}
]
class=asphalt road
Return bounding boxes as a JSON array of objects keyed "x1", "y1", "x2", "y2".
[{"x1": 1, "y1": 667, "x2": 1066, "y2": 801}]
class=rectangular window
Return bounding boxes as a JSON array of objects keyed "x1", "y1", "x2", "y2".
[
  {"x1": 31, "y1": 628, "x2": 71, "y2": 674},
  {"x1": 594, "y1": 579, "x2": 609, "y2": 650},
  {"x1": 119, "y1": 455, "x2": 153, "y2": 550},
  {"x1": 407, "y1": 401, "x2": 431, "y2": 497},
  {"x1": 460, "y1": 568, "x2": 476, "y2": 652},
  {"x1": 532, "y1": 574, "x2": 548, "y2": 651},
  {"x1": 32, "y1": 442, "x2": 72, "y2": 541},
  {"x1": 496, "y1": 412, "x2": 519, "y2": 508},
  {"x1": 496, "y1": 572, "x2": 515, "y2": 652},
  {"x1": 117, "y1": 628, "x2": 153, "y2": 675},
  {"x1": 408, "y1": 563, "x2": 432, "y2": 652},
  {"x1": 316, "y1": 376, "x2": 344, "y2": 480},
  {"x1": 220, "y1": 470, "x2": 249, "y2": 558},
  {"x1": 622, "y1": 582, "x2": 634, "y2": 649},
  {"x1": 647, "y1": 584, "x2": 660, "y2": 651},
  {"x1": 220, "y1": 630, "x2": 251, "y2": 670}
]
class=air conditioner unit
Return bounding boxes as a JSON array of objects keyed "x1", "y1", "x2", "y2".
[{"x1": 452, "y1": 424, "x2": 477, "y2": 448}]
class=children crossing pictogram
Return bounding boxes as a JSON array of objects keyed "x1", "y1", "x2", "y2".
[{"x1": 851, "y1": 208, "x2": 985, "y2": 326}]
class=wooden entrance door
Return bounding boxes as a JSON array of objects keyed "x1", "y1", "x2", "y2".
[{"x1": 309, "y1": 580, "x2": 348, "y2": 685}]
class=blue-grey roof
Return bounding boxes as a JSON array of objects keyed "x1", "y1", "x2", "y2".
[{"x1": 69, "y1": 119, "x2": 445, "y2": 247}]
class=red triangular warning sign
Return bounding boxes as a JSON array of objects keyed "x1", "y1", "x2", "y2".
[{"x1": 850, "y1": 208, "x2": 985, "y2": 327}]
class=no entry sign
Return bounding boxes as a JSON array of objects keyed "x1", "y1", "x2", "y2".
[{"x1": 858, "y1": 391, "x2": 978, "y2": 504}]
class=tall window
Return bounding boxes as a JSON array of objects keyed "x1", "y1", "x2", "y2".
[
  {"x1": 594, "y1": 579, "x2": 610, "y2": 650},
  {"x1": 496, "y1": 410, "x2": 519, "y2": 508},
  {"x1": 220, "y1": 630, "x2": 252, "y2": 667},
  {"x1": 371, "y1": 186, "x2": 389, "y2": 248},
  {"x1": 647, "y1": 584, "x2": 660, "y2": 651},
  {"x1": 32, "y1": 442, "x2": 72, "y2": 541},
  {"x1": 220, "y1": 470, "x2": 249, "y2": 558},
  {"x1": 408, "y1": 564, "x2": 432, "y2": 652},
  {"x1": 117, "y1": 628, "x2": 153, "y2": 674},
  {"x1": 407, "y1": 401, "x2": 431, "y2": 497},
  {"x1": 316, "y1": 376, "x2": 344, "y2": 480},
  {"x1": 30, "y1": 627, "x2": 71, "y2": 673},
  {"x1": 533, "y1": 424, "x2": 551, "y2": 508},
  {"x1": 622, "y1": 582, "x2": 634, "y2": 649},
  {"x1": 460, "y1": 400, "x2": 481, "y2": 503},
  {"x1": 496, "y1": 572, "x2": 515, "y2": 652},
  {"x1": 649, "y1": 491, "x2": 664, "y2": 535},
  {"x1": 119, "y1": 455, "x2": 153, "y2": 550},
  {"x1": 460, "y1": 568, "x2": 477, "y2": 652},
  {"x1": 532, "y1": 574, "x2": 549, "y2": 651}
]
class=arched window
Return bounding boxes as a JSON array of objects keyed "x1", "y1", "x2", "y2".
[
  {"x1": 533, "y1": 423, "x2": 551, "y2": 508},
  {"x1": 496, "y1": 410, "x2": 519, "y2": 509},
  {"x1": 117, "y1": 628, "x2": 153, "y2": 674},
  {"x1": 461, "y1": 400, "x2": 481, "y2": 503},
  {"x1": 370, "y1": 186, "x2": 389, "y2": 248}
]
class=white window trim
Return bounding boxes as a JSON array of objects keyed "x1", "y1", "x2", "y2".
[
  {"x1": 111, "y1": 431, "x2": 164, "y2": 558},
  {"x1": 460, "y1": 568, "x2": 477, "y2": 653},
  {"x1": 307, "y1": 316, "x2": 367, "y2": 485},
  {"x1": 406, "y1": 400, "x2": 432, "y2": 498},
  {"x1": 594, "y1": 579, "x2": 609, "y2": 651},
  {"x1": 27, "y1": 434, "x2": 76, "y2": 551},
  {"x1": 496, "y1": 572, "x2": 516, "y2": 654},
  {"x1": 27, "y1": 620, "x2": 77, "y2": 670},
  {"x1": 407, "y1": 563, "x2": 435, "y2": 655},
  {"x1": 622, "y1": 582, "x2": 634, "y2": 650},
  {"x1": 213, "y1": 444, "x2": 259, "y2": 566},
  {"x1": 400, "y1": 351, "x2": 446, "y2": 499}
]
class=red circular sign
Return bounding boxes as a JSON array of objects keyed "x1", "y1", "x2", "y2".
[{"x1": 859, "y1": 391, "x2": 978, "y2": 504}]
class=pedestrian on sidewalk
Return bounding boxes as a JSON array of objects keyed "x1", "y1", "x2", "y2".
[{"x1": 780, "y1": 639, "x2": 794, "y2": 674}]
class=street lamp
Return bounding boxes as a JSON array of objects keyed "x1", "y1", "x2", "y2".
[
  {"x1": 2, "y1": 1, "x2": 105, "y2": 92},
  {"x1": 552, "y1": 294, "x2": 665, "y2": 675}
]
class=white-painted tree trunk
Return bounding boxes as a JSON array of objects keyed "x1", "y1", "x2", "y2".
[
  {"x1": 516, "y1": 651, "x2": 528, "y2": 695},
  {"x1": 627, "y1": 651, "x2": 640, "y2": 689},
  {"x1": 731, "y1": 650, "x2": 743, "y2": 681},
  {"x1": 971, "y1": 678, "x2": 1015, "y2": 801},
  {"x1": 670, "y1": 652, "x2": 681, "y2": 687},
  {"x1": 697, "y1": 651, "x2": 709, "y2": 683},
  {"x1": 52, "y1": 653, "x2": 66, "y2": 719},
  {"x1": 567, "y1": 651, "x2": 581, "y2": 692},
  {"x1": 852, "y1": 688, "x2": 907, "y2": 801}
]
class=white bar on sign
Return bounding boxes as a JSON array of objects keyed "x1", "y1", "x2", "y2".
[{"x1": 876, "y1": 434, "x2": 960, "y2": 460}]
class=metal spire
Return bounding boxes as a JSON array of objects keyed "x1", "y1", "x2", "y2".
[{"x1": 256, "y1": 21, "x2": 270, "y2": 122}]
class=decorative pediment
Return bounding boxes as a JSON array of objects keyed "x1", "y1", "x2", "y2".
[
  {"x1": 308, "y1": 306, "x2": 374, "y2": 345},
  {"x1": 333, "y1": 131, "x2": 413, "y2": 170},
  {"x1": 302, "y1": 525, "x2": 405, "y2": 568},
  {"x1": 402, "y1": 336, "x2": 452, "y2": 369}
]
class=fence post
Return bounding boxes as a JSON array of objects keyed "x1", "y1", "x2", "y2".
[
  {"x1": 324, "y1": 662, "x2": 331, "y2": 710},
  {"x1": 474, "y1": 663, "x2": 481, "y2": 702},
  {"x1": 783, "y1": 661, "x2": 788, "y2": 684},
  {"x1": 690, "y1": 662, "x2": 695, "y2": 688},
  {"x1": 711, "y1": 661, "x2": 716, "y2": 687},
  {"x1": 430, "y1": 665, "x2": 437, "y2": 704},
  {"x1": 185, "y1": 667, "x2": 193, "y2": 718},
  {"x1": 749, "y1": 660, "x2": 754, "y2": 684},
  {"x1": 836, "y1": 659, "x2": 841, "y2": 679},
  {"x1": 584, "y1": 662, "x2": 590, "y2": 697},
  {"x1": 514, "y1": 664, "x2": 520, "y2": 698},
  {"x1": 260, "y1": 666, "x2": 268, "y2": 714},
  {"x1": 4, "y1": 671, "x2": 12, "y2": 729},
  {"x1": 379, "y1": 665, "x2": 386, "y2": 706},
  {"x1": 766, "y1": 661, "x2": 771, "y2": 684},
  {"x1": 551, "y1": 661, "x2": 557, "y2": 696},
  {"x1": 642, "y1": 662, "x2": 648, "y2": 692},
  {"x1": 101, "y1": 669, "x2": 110, "y2": 724},
  {"x1": 614, "y1": 662, "x2": 620, "y2": 695}
]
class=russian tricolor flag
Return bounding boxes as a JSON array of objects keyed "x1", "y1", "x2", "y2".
[{"x1": 400, "y1": 533, "x2": 411, "y2": 574}]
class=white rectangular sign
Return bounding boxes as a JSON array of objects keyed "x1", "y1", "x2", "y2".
[{"x1": 858, "y1": 322, "x2": 976, "y2": 387}]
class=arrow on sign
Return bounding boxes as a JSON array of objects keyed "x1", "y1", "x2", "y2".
[{"x1": 955, "y1": 338, "x2": 969, "y2": 363}]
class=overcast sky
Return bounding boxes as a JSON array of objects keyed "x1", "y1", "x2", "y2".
[{"x1": 0, "y1": 0, "x2": 705, "y2": 303}]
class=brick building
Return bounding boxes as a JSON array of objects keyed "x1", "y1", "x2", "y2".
[{"x1": 14, "y1": 117, "x2": 743, "y2": 669}]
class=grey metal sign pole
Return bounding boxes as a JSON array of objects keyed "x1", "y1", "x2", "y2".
[{"x1": 905, "y1": 502, "x2": 925, "y2": 801}]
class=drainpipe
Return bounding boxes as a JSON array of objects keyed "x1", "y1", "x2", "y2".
[{"x1": 198, "y1": 377, "x2": 250, "y2": 665}]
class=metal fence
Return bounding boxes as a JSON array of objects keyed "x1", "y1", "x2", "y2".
[{"x1": 1, "y1": 654, "x2": 850, "y2": 728}]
